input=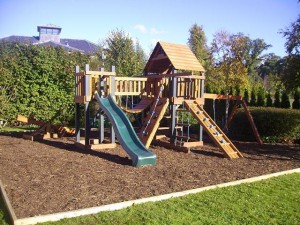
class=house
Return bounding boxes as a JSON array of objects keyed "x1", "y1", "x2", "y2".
[{"x1": 0, "y1": 24, "x2": 98, "y2": 54}]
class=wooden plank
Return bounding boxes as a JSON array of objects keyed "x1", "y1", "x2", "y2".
[
  {"x1": 0, "y1": 179, "x2": 18, "y2": 223},
  {"x1": 182, "y1": 141, "x2": 203, "y2": 148},
  {"x1": 89, "y1": 143, "x2": 117, "y2": 150},
  {"x1": 241, "y1": 100, "x2": 263, "y2": 145},
  {"x1": 204, "y1": 93, "x2": 218, "y2": 99},
  {"x1": 139, "y1": 98, "x2": 169, "y2": 148},
  {"x1": 86, "y1": 71, "x2": 116, "y2": 76},
  {"x1": 152, "y1": 139, "x2": 190, "y2": 153}
]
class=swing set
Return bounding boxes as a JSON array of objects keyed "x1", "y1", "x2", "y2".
[{"x1": 204, "y1": 94, "x2": 263, "y2": 144}]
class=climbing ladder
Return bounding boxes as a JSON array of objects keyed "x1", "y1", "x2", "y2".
[
  {"x1": 184, "y1": 100, "x2": 243, "y2": 159},
  {"x1": 138, "y1": 85, "x2": 169, "y2": 148}
]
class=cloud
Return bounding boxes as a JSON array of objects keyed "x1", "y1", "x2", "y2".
[
  {"x1": 134, "y1": 24, "x2": 147, "y2": 33},
  {"x1": 150, "y1": 28, "x2": 165, "y2": 35},
  {"x1": 134, "y1": 24, "x2": 166, "y2": 35}
]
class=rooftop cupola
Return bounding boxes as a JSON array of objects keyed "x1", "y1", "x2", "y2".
[{"x1": 37, "y1": 24, "x2": 62, "y2": 43}]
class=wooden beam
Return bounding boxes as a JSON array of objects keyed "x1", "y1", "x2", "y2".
[
  {"x1": 204, "y1": 93, "x2": 243, "y2": 101},
  {"x1": 152, "y1": 139, "x2": 190, "y2": 153},
  {"x1": 182, "y1": 141, "x2": 203, "y2": 148}
]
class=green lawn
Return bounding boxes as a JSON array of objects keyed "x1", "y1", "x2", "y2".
[
  {"x1": 0, "y1": 126, "x2": 37, "y2": 133},
  {"x1": 1, "y1": 173, "x2": 299, "y2": 225}
]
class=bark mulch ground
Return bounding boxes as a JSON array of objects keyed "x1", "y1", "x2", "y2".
[{"x1": 0, "y1": 132, "x2": 299, "y2": 218}]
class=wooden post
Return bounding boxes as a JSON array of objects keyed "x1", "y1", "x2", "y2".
[
  {"x1": 84, "y1": 64, "x2": 91, "y2": 146},
  {"x1": 170, "y1": 70, "x2": 177, "y2": 144},
  {"x1": 75, "y1": 66, "x2": 81, "y2": 142},
  {"x1": 99, "y1": 67, "x2": 105, "y2": 143},
  {"x1": 198, "y1": 73, "x2": 205, "y2": 142},
  {"x1": 110, "y1": 66, "x2": 116, "y2": 143}
]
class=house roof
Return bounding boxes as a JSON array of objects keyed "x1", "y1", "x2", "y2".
[
  {"x1": 144, "y1": 41, "x2": 205, "y2": 74},
  {"x1": 0, "y1": 36, "x2": 98, "y2": 54}
]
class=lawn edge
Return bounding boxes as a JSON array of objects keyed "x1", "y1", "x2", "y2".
[{"x1": 1, "y1": 168, "x2": 299, "y2": 225}]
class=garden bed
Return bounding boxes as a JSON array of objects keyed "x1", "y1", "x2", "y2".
[{"x1": 0, "y1": 132, "x2": 299, "y2": 218}]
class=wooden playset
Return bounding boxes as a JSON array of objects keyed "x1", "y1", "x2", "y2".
[
  {"x1": 73, "y1": 42, "x2": 262, "y2": 166},
  {"x1": 16, "y1": 41, "x2": 261, "y2": 166}
]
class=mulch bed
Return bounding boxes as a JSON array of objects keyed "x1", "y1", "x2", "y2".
[{"x1": 0, "y1": 132, "x2": 299, "y2": 218}]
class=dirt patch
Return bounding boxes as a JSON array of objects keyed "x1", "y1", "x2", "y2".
[{"x1": 0, "y1": 132, "x2": 299, "y2": 218}]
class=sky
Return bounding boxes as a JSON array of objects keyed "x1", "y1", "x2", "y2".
[{"x1": 0, "y1": 0, "x2": 299, "y2": 57}]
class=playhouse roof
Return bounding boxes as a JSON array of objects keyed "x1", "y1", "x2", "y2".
[{"x1": 144, "y1": 41, "x2": 205, "y2": 74}]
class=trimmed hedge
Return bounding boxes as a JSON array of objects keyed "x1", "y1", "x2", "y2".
[{"x1": 228, "y1": 107, "x2": 300, "y2": 143}]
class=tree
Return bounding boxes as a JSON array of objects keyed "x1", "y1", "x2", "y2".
[
  {"x1": 281, "y1": 14, "x2": 300, "y2": 91},
  {"x1": 281, "y1": 91, "x2": 291, "y2": 108},
  {"x1": 281, "y1": 14, "x2": 300, "y2": 55},
  {"x1": 100, "y1": 29, "x2": 146, "y2": 76},
  {"x1": 210, "y1": 31, "x2": 249, "y2": 93},
  {"x1": 282, "y1": 55, "x2": 300, "y2": 91},
  {"x1": 187, "y1": 24, "x2": 210, "y2": 67},
  {"x1": 292, "y1": 88, "x2": 300, "y2": 109},
  {"x1": 243, "y1": 89, "x2": 250, "y2": 104},
  {"x1": 274, "y1": 89, "x2": 281, "y2": 107},
  {"x1": 257, "y1": 87, "x2": 266, "y2": 106},
  {"x1": 266, "y1": 93, "x2": 273, "y2": 107},
  {"x1": 250, "y1": 87, "x2": 257, "y2": 106}
]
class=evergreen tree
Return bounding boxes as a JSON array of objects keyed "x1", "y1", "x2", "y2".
[
  {"x1": 187, "y1": 23, "x2": 209, "y2": 67},
  {"x1": 274, "y1": 89, "x2": 281, "y2": 107},
  {"x1": 243, "y1": 89, "x2": 249, "y2": 104},
  {"x1": 101, "y1": 29, "x2": 146, "y2": 76},
  {"x1": 256, "y1": 87, "x2": 266, "y2": 106},
  {"x1": 281, "y1": 91, "x2": 291, "y2": 108},
  {"x1": 292, "y1": 88, "x2": 300, "y2": 109},
  {"x1": 266, "y1": 93, "x2": 273, "y2": 107},
  {"x1": 250, "y1": 88, "x2": 257, "y2": 106}
]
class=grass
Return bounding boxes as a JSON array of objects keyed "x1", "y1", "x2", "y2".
[
  {"x1": 0, "y1": 126, "x2": 37, "y2": 133},
  {"x1": 1, "y1": 173, "x2": 298, "y2": 225},
  {"x1": 0, "y1": 196, "x2": 10, "y2": 225}
]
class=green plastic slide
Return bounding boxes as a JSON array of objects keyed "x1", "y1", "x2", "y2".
[{"x1": 95, "y1": 93, "x2": 157, "y2": 167}]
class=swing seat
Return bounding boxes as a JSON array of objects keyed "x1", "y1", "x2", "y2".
[{"x1": 121, "y1": 97, "x2": 154, "y2": 114}]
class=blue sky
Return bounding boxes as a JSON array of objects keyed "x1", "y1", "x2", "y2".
[{"x1": 0, "y1": 0, "x2": 299, "y2": 57}]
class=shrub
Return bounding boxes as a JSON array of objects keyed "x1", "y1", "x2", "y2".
[
  {"x1": 228, "y1": 107, "x2": 300, "y2": 143},
  {"x1": 0, "y1": 41, "x2": 91, "y2": 125},
  {"x1": 274, "y1": 89, "x2": 281, "y2": 107},
  {"x1": 243, "y1": 89, "x2": 249, "y2": 104},
  {"x1": 281, "y1": 92, "x2": 291, "y2": 108},
  {"x1": 292, "y1": 88, "x2": 300, "y2": 109},
  {"x1": 250, "y1": 88, "x2": 257, "y2": 106},
  {"x1": 266, "y1": 93, "x2": 273, "y2": 107},
  {"x1": 256, "y1": 87, "x2": 266, "y2": 106}
]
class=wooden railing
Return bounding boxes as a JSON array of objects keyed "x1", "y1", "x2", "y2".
[{"x1": 75, "y1": 67, "x2": 205, "y2": 104}]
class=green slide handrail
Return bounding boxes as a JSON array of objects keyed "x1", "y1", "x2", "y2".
[{"x1": 95, "y1": 93, "x2": 156, "y2": 167}]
